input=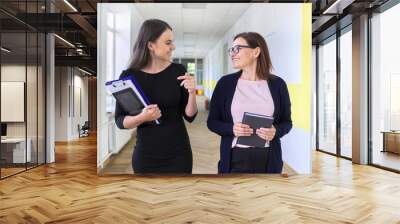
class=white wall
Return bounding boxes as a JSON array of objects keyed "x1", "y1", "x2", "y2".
[
  {"x1": 97, "y1": 4, "x2": 144, "y2": 169},
  {"x1": 204, "y1": 4, "x2": 312, "y2": 174},
  {"x1": 54, "y1": 67, "x2": 68, "y2": 141},
  {"x1": 204, "y1": 4, "x2": 303, "y2": 97},
  {"x1": 73, "y1": 73, "x2": 89, "y2": 138},
  {"x1": 54, "y1": 67, "x2": 89, "y2": 141}
]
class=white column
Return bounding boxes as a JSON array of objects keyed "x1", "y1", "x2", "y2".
[
  {"x1": 46, "y1": 32, "x2": 55, "y2": 163},
  {"x1": 352, "y1": 14, "x2": 369, "y2": 164},
  {"x1": 45, "y1": 0, "x2": 56, "y2": 163}
]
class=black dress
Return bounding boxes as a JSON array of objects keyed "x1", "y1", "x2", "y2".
[{"x1": 114, "y1": 63, "x2": 197, "y2": 174}]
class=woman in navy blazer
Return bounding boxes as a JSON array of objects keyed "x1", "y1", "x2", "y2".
[{"x1": 207, "y1": 32, "x2": 292, "y2": 174}]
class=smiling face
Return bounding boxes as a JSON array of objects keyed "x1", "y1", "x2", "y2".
[
  {"x1": 230, "y1": 37, "x2": 260, "y2": 70},
  {"x1": 148, "y1": 29, "x2": 176, "y2": 62}
]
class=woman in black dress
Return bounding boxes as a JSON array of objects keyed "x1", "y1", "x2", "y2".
[{"x1": 114, "y1": 19, "x2": 198, "y2": 174}]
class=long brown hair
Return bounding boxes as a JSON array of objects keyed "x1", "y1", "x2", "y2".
[
  {"x1": 234, "y1": 32, "x2": 273, "y2": 80},
  {"x1": 128, "y1": 19, "x2": 172, "y2": 70}
]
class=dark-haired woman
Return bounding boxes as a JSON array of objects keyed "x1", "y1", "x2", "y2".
[
  {"x1": 115, "y1": 19, "x2": 198, "y2": 174},
  {"x1": 207, "y1": 32, "x2": 292, "y2": 174}
]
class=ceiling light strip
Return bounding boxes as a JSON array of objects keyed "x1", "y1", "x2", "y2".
[
  {"x1": 54, "y1": 34, "x2": 75, "y2": 48},
  {"x1": 63, "y1": 0, "x2": 78, "y2": 12},
  {"x1": 78, "y1": 67, "x2": 92, "y2": 76},
  {"x1": 1, "y1": 47, "x2": 11, "y2": 53}
]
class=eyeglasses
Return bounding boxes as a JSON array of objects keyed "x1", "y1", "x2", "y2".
[{"x1": 228, "y1": 45, "x2": 254, "y2": 56}]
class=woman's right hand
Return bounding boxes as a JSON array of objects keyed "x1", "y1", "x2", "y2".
[
  {"x1": 138, "y1": 104, "x2": 161, "y2": 122},
  {"x1": 122, "y1": 104, "x2": 161, "y2": 129},
  {"x1": 233, "y1": 122, "x2": 253, "y2": 137}
]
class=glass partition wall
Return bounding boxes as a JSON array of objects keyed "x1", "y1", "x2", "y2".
[{"x1": 0, "y1": 1, "x2": 46, "y2": 179}]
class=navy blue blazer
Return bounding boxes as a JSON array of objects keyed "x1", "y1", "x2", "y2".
[{"x1": 207, "y1": 71, "x2": 292, "y2": 173}]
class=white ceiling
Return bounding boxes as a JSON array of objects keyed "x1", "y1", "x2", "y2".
[{"x1": 134, "y1": 3, "x2": 250, "y2": 59}]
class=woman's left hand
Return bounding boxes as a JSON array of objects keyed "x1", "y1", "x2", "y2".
[
  {"x1": 177, "y1": 73, "x2": 196, "y2": 94},
  {"x1": 256, "y1": 126, "x2": 276, "y2": 141}
]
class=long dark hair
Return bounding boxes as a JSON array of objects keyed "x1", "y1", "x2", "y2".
[
  {"x1": 234, "y1": 32, "x2": 273, "y2": 80},
  {"x1": 128, "y1": 19, "x2": 172, "y2": 70}
]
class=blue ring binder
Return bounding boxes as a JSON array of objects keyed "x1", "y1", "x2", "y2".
[{"x1": 106, "y1": 73, "x2": 160, "y2": 125}]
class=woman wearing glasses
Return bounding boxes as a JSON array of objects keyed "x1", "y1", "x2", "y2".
[
  {"x1": 207, "y1": 32, "x2": 292, "y2": 174},
  {"x1": 115, "y1": 19, "x2": 198, "y2": 174}
]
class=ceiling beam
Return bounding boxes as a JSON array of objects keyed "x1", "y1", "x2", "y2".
[
  {"x1": 55, "y1": 55, "x2": 96, "y2": 72},
  {"x1": 67, "y1": 13, "x2": 97, "y2": 39}
]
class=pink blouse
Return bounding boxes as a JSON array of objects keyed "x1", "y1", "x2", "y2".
[{"x1": 231, "y1": 78, "x2": 274, "y2": 148}]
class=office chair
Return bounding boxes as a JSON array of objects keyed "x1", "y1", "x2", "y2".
[{"x1": 79, "y1": 121, "x2": 90, "y2": 138}]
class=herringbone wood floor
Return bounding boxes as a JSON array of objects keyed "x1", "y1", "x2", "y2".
[
  {"x1": 2, "y1": 110, "x2": 400, "y2": 223},
  {"x1": 1, "y1": 134, "x2": 400, "y2": 223}
]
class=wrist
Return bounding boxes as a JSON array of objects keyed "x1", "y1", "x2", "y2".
[{"x1": 136, "y1": 113, "x2": 147, "y2": 123}]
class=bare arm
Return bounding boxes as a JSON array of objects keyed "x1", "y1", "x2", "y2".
[{"x1": 185, "y1": 92, "x2": 197, "y2": 117}]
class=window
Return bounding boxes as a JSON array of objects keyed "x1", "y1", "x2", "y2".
[
  {"x1": 339, "y1": 28, "x2": 352, "y2": 158},
  {"x1": 370, "y1": 3, "x2": 400, "y2": 171},
  {"x1": 105, "y1": 12, "x2": 116, "y2": 113},
  {"x1": 179, "y1": 58, "x2": 204, "y2": 87},
  {"x1": 317, "y1": 36, "x2": 337, "y2": 155}
]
